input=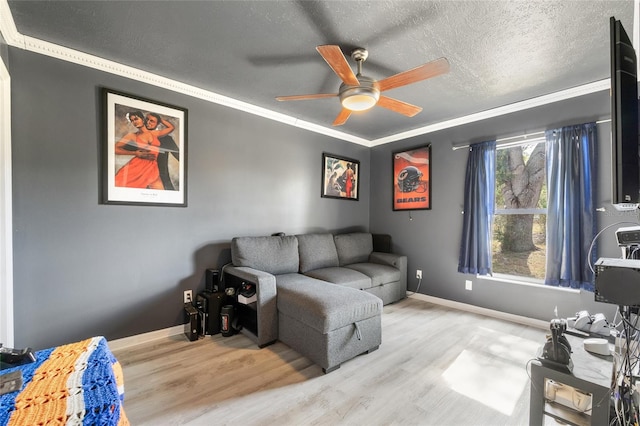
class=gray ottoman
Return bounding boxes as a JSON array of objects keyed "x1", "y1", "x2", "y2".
[{"x1": 275, "y1": 273, "x2": 382, "y2": 373}]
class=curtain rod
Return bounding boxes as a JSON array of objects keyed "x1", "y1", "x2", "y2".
[{"x1": 451, "y1": 118, "x2": 611, "y2": 151}]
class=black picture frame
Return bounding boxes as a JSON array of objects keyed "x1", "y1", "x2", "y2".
[
  {"x1": 321, "y1": 153, "x2": 360, "y2": 201},
  {"x1": 392, "y1": 144, "x2": 431, "y2": 210},
  {"x1": 102, "y1": 88, "x2": 188, "y2": 206}
]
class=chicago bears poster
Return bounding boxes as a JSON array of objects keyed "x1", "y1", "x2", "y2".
[{"x1": 393, "y1": 144, "x2": 431, "y2": 210}]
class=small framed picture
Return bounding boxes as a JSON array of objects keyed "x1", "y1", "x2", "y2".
[
  {"x1": 102, "y1": 88, "x2": 188, "y2": 206},
  {"x1": 393, "y1": 144, "x2": 431, "y2": 210},
  {"x1": 321, "y1": 153, "x2": 360, "y2": 201}
]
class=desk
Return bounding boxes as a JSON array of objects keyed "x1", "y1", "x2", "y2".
[
  {"x1": 0, "y1": 336, "x2": 128, "y2": 425},
  {"x1": 529, "y1": 335, "x2": 613, "y2": 426}
]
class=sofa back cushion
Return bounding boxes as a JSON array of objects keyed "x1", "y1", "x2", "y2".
[
  {"x1": 334, "y1": 232, "x2": 373, "y2": 266},
  {"x1": 231, "y1": 235, "x2": 299, "y2": 275},
  {"x1": 296, "y1": 233, "x2": 339, "y2": 273}
]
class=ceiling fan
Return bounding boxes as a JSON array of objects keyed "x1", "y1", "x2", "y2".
[{"x1": 276, "y1": 45, "x2": 450, "y2": 126}]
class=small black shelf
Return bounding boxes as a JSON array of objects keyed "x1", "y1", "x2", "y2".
[
  {"x1": 237, "y1": 302, "x2": 258, "y2": 335},
  {"x1": 223, "y1": 269, "x2": 277, "y2": 348},
  {"x1": 240, "y1": 301, "x2": 257, "y2": 311}
]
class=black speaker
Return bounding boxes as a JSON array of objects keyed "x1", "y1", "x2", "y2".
[
  {"x1": 195, "y1": 294, "x2": 208, "y2": 336},
  {"x1": 184, "y1": 303, "x2": 199, "y2": 342},
  {"x1": 205, "y1": 269, "x2": 220, "y2": 292},
  {"x1": 198, "y1": 291, "x2": 224, "y2": 335}
]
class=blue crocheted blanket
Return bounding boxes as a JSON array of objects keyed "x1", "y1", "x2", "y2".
[{"x1": 0, "y1": 336, "x2": 128, "y2": 425}]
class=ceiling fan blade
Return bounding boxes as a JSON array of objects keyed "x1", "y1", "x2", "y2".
[
  {"x1": 333, "y1": 108, "x2": 352, "y2": 126},
  {"x1": 378, "y1": 57, "x2": 450, "y2": 92},
  {"x1": 276, "y1": 93, "x2": 336, "y2": 101},
  {"x1": 316, "y1": 45, "x2": 360, "y2": 86},
  {"x1": 377, "y1": 96, "x2": 423, "y2": 117}
]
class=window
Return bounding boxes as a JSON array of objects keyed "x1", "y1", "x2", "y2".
[{"x1": 492, "y1": 140, "x2": 547, "y2": 280}]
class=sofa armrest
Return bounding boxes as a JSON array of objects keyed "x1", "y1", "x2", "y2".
[
  {"x1": 369, "y1": 252, "x2": 407, "y2": 271},
  {"x1": 224, "y1": 266, "x2": 278, "y2": 346},
  {"x1": 369, "y1": 252, "x2": 407, "y2": 296}
]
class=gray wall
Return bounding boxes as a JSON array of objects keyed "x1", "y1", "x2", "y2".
[
  {"x1": 10, "y1": 46, "x2": 635, "y2": 349},
  {"x1": 371, "y1": 90, "x2": 636, "y2": 323},
  {"x1": 10, "y1": 49, "x2": 370, "y2": 349}
]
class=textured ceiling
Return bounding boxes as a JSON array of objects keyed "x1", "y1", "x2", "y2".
[{"x1": 6, "y1": 0, "x2": 636, "y2": 142}]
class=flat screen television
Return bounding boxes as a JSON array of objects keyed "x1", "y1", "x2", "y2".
[{"x1": 610, "y1": 16, "x2": 640, "y2": 208}]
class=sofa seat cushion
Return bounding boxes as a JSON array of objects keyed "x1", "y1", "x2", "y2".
[
  {"x1": 303, "y1": 267, "x2": 372, "y2": 290},
  {"x1": 231, "y1": 235, "x2": 299, "y2": 275},
  {"x1": 275, "y1": 273, "x2": 382, "y2": 334},
  {"x1": 296, "y1": 233, "x2": 339, "y2": 273},
  {"x1": 345, "y1": 262, "x2": 402, "y2": 286}
]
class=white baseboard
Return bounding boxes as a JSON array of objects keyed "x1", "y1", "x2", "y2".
[
  {"x1": 408, "y1": 293, "x2": 549, "y2": 330},
  {"x1": 109, "y1": 295, "x2": 549, "y2": 351},
  {"x1": 108, "y1": 324, "x2": 184, "y2": 352}
]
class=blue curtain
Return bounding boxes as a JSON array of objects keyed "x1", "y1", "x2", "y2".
[
  {"x1": 545, "y1": 123, "x2": 596, "y2": 290},
  {"x1": 458, "y1": 141, "x2": 496, "y2": 275}
]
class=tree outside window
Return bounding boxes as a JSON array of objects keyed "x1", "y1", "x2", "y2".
[{"x1": 492, "y1": 141, "x2": 547, "y2": 280}]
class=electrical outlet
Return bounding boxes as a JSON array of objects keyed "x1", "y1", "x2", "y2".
[
  {"x1": 183, "y1": 290, "x2": 193, "y2": 304},
  {"x1": 416, "y1": 269, "x2": 422, "y2": 279},
  {"x1": 465, "y1": 280, "x2": 472, "y2": 291}
]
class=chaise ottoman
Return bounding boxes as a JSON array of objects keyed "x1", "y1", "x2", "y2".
[{"x1": 275, "y1": 273, "x2": 382, "y2": 373}]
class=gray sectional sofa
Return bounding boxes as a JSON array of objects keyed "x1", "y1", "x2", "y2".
[{"x1": 224, "y1": 232, "x2": 407, "y2": 373}]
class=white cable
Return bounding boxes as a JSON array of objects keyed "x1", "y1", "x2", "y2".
[{"x1": 411, "y1": 278, "x2": 422, "y2": 295}]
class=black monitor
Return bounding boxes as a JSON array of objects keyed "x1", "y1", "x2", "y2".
[{"x1": 610, "y1": 16, "x2": 640, "y2": 207}]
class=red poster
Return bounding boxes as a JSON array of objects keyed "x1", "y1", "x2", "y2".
[{"x1": 393, "y1": 145, "x2": 431, "y2": 210}]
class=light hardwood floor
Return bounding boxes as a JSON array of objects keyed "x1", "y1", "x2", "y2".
[{"x1": 112, "y1": 296, "x2": 548, "y2": 425}]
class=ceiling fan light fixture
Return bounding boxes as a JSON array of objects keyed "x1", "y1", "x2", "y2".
[
  {"x1": 276, "y1": 45, "x2": 448, "y2": 125},
  {"x1": 339, "y1": 76, "x2": 380, "y2": 111},
  {"x1": 341, "y1": 93, "x2": 378, "y2": 111}
]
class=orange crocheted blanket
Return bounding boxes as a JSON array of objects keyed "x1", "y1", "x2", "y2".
[{"x1": 0, "y1": 336, "x2": 128, "y2": 425}]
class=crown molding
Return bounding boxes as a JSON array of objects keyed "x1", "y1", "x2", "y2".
[
  {"x1": 21, "y1": 35, "x2": 371, "y2": 146},
  {"x1": 369, "y1": 79, "x2": 610, "y2": 147},
  {"x1": 0, "y1": 0, "x2": 23, "y2": 48},
  {"x1": 0, "y1": 0, "x2": 369, "y2": 146},
  {"x1": 0, "y1": 0, "x2": 619, "y2": 147}
]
